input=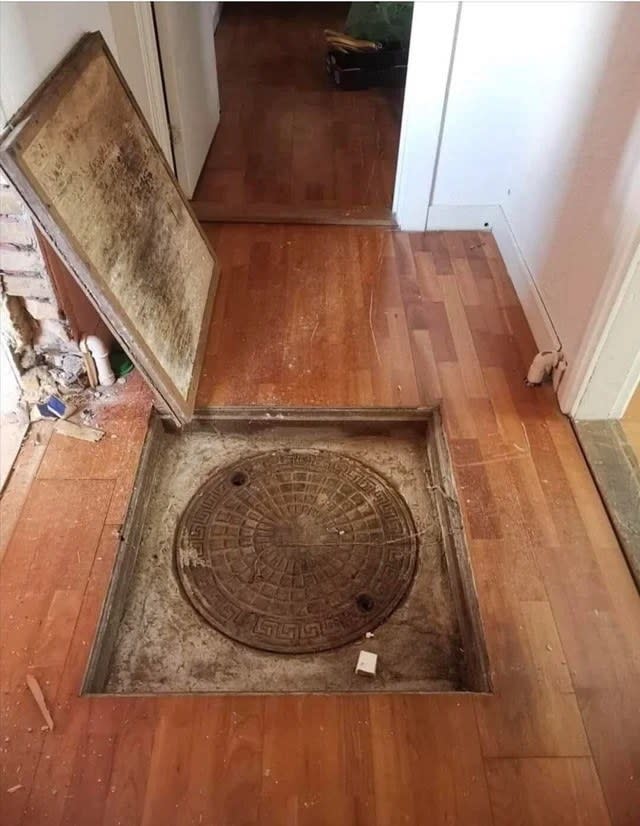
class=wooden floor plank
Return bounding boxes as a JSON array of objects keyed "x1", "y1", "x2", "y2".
[
  {"x1": 485, "y1": 757, "x2": 611, "y2": 826},
  {"x1": 256, "y1": 698, "x2": 303, "y2": 824},
  {"x1": 297, "y1": 697, "x2": 355, "y2": 826},
  {"x1": 404, "y1": 696, "x2": 493, "y2": 825},
  {"x1": 140, "y1": 699, "x2": 199, "y2": 826},
  {"x1": 0, "y1": 423, "x2": 50, "y2": 563},
  {"x1": 100, "y1": 700, "x2": 157, "y2": 826}
]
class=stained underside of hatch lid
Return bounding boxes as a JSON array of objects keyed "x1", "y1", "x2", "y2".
[{"x1": 0, "y1": 32, "x2": 219, "y2": 425}]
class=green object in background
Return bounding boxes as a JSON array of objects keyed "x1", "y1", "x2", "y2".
[
  {"x1": 110, "y1": 349, "x2": 134, "y2": 378},
  {"x1": 345, "y1": 2, "x2": 413, "y2": 46}
]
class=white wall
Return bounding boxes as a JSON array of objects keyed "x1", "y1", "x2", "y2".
[
  {"x1": 0, "y1": 2, "x2": 171, "y2": 162},
  {"x1": 0, "y1": 2, "x2": 116, "y2": 118},
  {"x1": 433, "y1": 4, "x2": 616, "y2": 209},
  {"x1": 428, "y1": 2, "x2": 640, "y2": 411}
]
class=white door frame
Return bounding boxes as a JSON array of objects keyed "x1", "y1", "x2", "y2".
[
  {"x1": 153, "y1": 2, "x2": 221, "y2": 198},
  {"x1": 392, "y1": 3, "x2": 460, "y2": 231},
  {"x1": 561, "y1": 236, "x2": 640, "y2": 419},
  {"x1": 559, "y1": 123, "x2": 640, "y2": 419},
  {"x1": 109, "y1": 1, "x2": 173, "y2": 167}
]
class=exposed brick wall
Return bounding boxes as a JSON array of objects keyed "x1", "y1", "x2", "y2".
[
  {"x1": 0, "y1": 172, "x2": 85, "y2": 403},
  {"x1": 0, "y1": 174, "x2": 58, "y2": 305}
]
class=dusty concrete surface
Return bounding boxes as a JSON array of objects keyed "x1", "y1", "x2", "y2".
[
  {"x1": 575, "y1": 419, "x2": 640, "y2": 589},
  {"x1": 103, "y1": 424, "x2": 467, "y2": 693}
]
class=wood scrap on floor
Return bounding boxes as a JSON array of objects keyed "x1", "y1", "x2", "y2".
[
  {"x1": 55, "y1": 419, "x2": 104, "y2": 442},
  {"x1": 25, "y1": 674, "x2": 54, "y2": 731}
]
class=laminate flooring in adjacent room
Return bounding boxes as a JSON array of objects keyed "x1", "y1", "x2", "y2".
[
  {"x1": 1, "y1": 227, "x2": 639, "y2": 825},
  {"x1": 192, "y1": 2, "x2": 403, "y2": 224}
]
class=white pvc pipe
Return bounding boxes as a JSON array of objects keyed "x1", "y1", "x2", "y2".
[{"x1": 84, "y1": 334, "x2": 115, "y2": 386}]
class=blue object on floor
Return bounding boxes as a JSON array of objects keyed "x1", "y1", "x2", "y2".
[{"x1": 38, "y1": 395, "x2": 68, "y2": 419}]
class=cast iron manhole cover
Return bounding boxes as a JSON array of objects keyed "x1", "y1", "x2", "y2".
[{"x1": 174, "y1": 449, "x2": 419, "y2": 654}]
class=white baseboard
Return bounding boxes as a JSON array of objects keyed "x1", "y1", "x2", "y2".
[
  {"x1": 427, "y1": 204, "x2": 560, "y2": 356},
  {"x1": 490, "y1": 207, "x2": 561, "y2": 354},
  {"x1": 426, "y1": 204, "x2": 500, "y2": 231}
]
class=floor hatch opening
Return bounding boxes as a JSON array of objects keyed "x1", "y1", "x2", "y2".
[{"x1": 83, "y1": 408, "x2": 491, "y2": 695}]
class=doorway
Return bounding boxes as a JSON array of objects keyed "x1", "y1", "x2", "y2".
[{"x1": 190, "y1": 2, "x2": 411, "y2": 225}]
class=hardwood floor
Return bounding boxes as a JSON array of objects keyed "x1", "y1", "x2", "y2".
[
  {"x1": 2, "y1": 227, "x2": 639, "y2": 825},
  {"x1": 192, "y1": 3, "x2": 403, "y2": 223}
]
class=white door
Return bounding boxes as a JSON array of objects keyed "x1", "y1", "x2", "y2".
[{"x1": 154, "y1": 2, "x2": 220, "y2": 198}]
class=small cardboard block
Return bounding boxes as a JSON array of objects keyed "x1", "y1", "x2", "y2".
[{"x1": 355, "y1": 650, "x2": 378, "y2": 677}]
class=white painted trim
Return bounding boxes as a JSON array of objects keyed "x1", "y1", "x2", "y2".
[
  {"x1": 393, "y1": 3, "x2": 459, "y2": 231},
  {"x1": 154, "y1": 3, "x2": 221, "y2": 198},
  {"x1": 132, "y1": 2, "x2": 173, "y2": 167},
  {"x1": 426, "y1": 204, "x2": 497, "y2": 231},
  {"x1": 491, "y1": 206, "x2": 561, "y2": 354},
  {"x1": 613, "y1": 347, "x2": 640, "y2": 418},
  {"x1": 564, "y1": 237, "x2": 640, "y2": 418}
]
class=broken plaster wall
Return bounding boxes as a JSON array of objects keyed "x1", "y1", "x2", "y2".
[{"x1": 0, "y1": 170, "x2": 86, "y2": 404}]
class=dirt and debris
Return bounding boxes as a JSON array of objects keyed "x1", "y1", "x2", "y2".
[
  {"x1": 1, "y1": 292, "x2": 90, "y2": 404},
  {"x1": 22, "y1": 366, "x2": 58, "y2": 405},
  {"x1": 24, "y1": 370, "x2": 133, "y2": 447}
]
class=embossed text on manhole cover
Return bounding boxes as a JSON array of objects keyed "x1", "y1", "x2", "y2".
[{"x1": 174, "y1": 449, "x2": 418, "y2": 653}]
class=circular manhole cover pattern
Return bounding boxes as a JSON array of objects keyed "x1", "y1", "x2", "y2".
[{"x1": 174, "y1": 449, "x2": 419, "y2": 654}]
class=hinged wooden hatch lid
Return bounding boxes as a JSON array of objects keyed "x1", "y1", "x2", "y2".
[{"x1": 0, "y1": 32, "x2": 219, "y2": 426}]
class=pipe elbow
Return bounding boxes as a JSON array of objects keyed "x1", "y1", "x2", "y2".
[{"x1": 82, "y1": 334, "x2": 115, "y2": 386}]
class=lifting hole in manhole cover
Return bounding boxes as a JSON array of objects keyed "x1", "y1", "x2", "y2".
[
  {"x1": 356, "y1": 593, "x2": 375, "y2": 613},
  {"x1": 175, "y1": 449, "x2": 419, "y2": 654}
]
